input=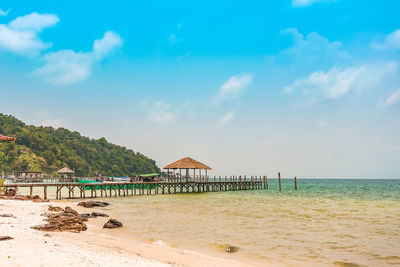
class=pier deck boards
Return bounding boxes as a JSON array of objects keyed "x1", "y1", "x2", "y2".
[{"x1": 4, "y1": 179, "x2": 267, "y2": 200}]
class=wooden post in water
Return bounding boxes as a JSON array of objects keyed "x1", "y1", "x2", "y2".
[
  {"x1": 43, "y1": 186, "x2": 47, "y2": 200},
  {"x1": 278, "y1": 172, "x2": 281, "y2": 191},
  {"x1": 294, "y1": 176, "x2": 297, "y2": 190},
  {"x1": 266, "y1": 175, "x2": 268, "y2": 189}
]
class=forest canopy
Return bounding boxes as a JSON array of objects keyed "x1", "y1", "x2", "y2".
[{"x1": 0, "y1": 114, "x2": 159, "y2": 177}]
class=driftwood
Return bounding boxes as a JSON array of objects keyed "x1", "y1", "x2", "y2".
[{"x1": 0, "y1": 236, "x2": 13, "y2": 241}]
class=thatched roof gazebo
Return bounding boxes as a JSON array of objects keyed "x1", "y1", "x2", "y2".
[
  {"x1": 163, "y1": 157, "x2": 212, "y2": 181},
  {"x1": 57, "y1": 167, "x2": 74, "y2": 178}
]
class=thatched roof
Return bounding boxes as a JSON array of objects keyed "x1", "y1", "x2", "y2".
[
  {"x1": 57, "y1": 167, "x2": 74, "y2": 174},
  {"x1": 164, "y1": 157, "x2": 212, "y2": 170}
]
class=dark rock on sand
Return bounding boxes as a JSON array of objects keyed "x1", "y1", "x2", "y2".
[
  {"x1": 5, "y1": 188, "x2": 17, "y2": 197},
  {"x1": 77, "y1": 213, "x2": 92, "y2": 219},
  {"x1": 32, "y1": 207, "x2": 87, "y2": 233},
  {"x1": 0, "y1": 236, "x2": 13, "y2": 241},
  {"x1": 48, "y1": 206, "x2": 63, "y2": 212},
  {"x1": 91, "y1": 212, "x2": 109, "y2": 217},
  {"x1": 77, "y1": 201, "x2": 110, "y2": 208},
  {"x1": 0, "y1": 214, "x2": 16, "y2": 218},
  {"x1": 103, "y1": 219, "x2": 123, "y2": 229},
  {"x1": 0, "y1": 193, "x2": 47, "y2": 202},
  {"x1": 77, "y1": 211, "x2": 109, "y2": 219},
  {"x1": 224, "y1": 245, "x2": 239, "y2": 253},
  {"x1": 64, "y1": 206, "x2": 78, "y2": 216}
]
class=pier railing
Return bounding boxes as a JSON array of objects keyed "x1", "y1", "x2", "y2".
[
  {"x1": 3, "y1": 179, "x2": 266, "y2": 200},
  {"x1": 3, "y1": 173, "x2": 297, "y2": 200}
]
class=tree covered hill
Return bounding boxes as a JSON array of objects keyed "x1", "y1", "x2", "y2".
[{"x1": 0, "y1": 113, "x2": 160, "y2": 177}]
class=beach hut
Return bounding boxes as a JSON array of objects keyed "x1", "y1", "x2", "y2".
[
  {"x1": 57, "y1": 167, "x2": 74, "y2": 179},
  {"x1": 0, "y1": 135, "x2": 16, "y2": 142},
  {"x1": 163, "y1": 157, "x2": 212, "y2": 181}
]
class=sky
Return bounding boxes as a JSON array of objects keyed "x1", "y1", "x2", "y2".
[{"x1": 0, "y1": 0, "x2": 399, "y2": 178}]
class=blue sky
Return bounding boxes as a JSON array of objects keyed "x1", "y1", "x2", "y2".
[{"x1": 1, "y1": 0, "x2": 400, "y2": 178}]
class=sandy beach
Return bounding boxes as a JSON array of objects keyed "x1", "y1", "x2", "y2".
[{"x1": 0, "y1": 199, "x2": 249, "y2": 267}]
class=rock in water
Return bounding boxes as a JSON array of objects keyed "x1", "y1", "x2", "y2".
[
  {"x1": 103, "y1": 219, "x2": 123, "y2": 229},
  {"x1": 0, "y1": 236, "x2": 13, "y2": 241},
  {"x1": 77, "y1": 201, "x2": 110, "y2": 208},
  {"x1": 224, "y1": 245, "x2": 239, "y2": 253}
]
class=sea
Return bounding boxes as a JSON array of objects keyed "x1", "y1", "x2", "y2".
[{"x1": 29, "y1": 179, "x2": 400, "y2": 266}]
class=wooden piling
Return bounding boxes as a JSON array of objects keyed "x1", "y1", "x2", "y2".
[
  {"x1": 294, "y1": 176, "x2": 297, "y2": 190},
  {"x1": 278, "y1": 172, "x2": 281, "y2": 191},
  {"x1": 43, "y1": 186, "x2": 47, "y2": 200}
]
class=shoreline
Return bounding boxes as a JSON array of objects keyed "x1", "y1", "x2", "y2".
[{"x1": 0, "y1": 199, "x2": 253, "y2": 267}]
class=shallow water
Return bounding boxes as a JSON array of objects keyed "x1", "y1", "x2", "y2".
[{"x1": 32, "y1": 179, "x2": 400, "y2": 265}]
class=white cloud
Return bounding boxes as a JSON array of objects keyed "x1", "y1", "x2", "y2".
[
  {"x1": 146, "y1": 100, "x2": 175, "y2": 124},
  {"x1": 35, "y1": 50, "x2": 93, "y2": 85},
  {"x1": 214, "y1": 73, "x2": 254, "y2": 105},
  {"x1": 0, "y1": 8, "x2": 10, "y2": 16},
  {"x1": 217, "y1": 112, "x2": 235, "y2": 127},
  {"x1": 292, "y1": 0, "x2": 338, "y2": 7},
  {"x1": 9, "y1": 12, "x2": 59, "y2": 32},
  {"x1": 280, "y1": 28, "x2": 348, "y2": 61},
  {"x1": 0, "y1": 12, "x2": 58, "y2": 56},
  {"x1": 93, "y1": 31, "x2": 122, "y2": 59},
  {"x1": 371, "y1": 29, "x2": 400, "y2": 51},
  {"x1": 379, "y1": 89, "x2": 400, "y2": 108},
  {"x1": 36, "y1": 31, "x2": 122, "y2": 85},
  {"x1": 41, "y1": 119, "x2": 65, "y2": 129},
  {"x1": 283, "y1": 62, "x2": 398, "y2": 100}
]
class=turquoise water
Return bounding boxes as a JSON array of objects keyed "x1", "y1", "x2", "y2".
[
  {"x1": 57, "y1": 178, "x2": 400, "y2": 266},
  {"x1": 267, "y1": 178, "x2": 400, "y2": 200}
]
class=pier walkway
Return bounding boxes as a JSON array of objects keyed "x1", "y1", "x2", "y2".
[{"x1": 4, "y1": 177, "x2": 267, "y2": 200}]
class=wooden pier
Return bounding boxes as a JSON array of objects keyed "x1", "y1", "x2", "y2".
[{"x1": 4, "y1": 177, "x2": 267, "y2": 200}]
